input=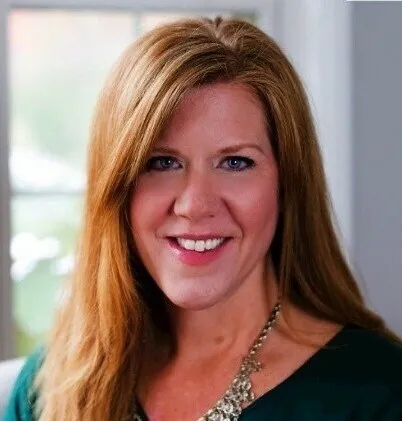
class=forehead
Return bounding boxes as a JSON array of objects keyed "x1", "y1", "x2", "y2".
[{"x1": 156, "y1": 82, "x2": 270, "y2": 152}]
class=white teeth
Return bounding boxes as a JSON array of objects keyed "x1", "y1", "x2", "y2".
[
  {"x1": 183, "y1": 239, "x2": 196, "y2": 250},
  {"x1": 176, "y1": 237, "x2": 225, "y2": 252},
  {"x1": 195, "y1": 241, "x2": 205, "y2": 252}
]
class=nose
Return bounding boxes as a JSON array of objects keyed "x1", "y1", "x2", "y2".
[{"x1": 173, "y1": 170, "x2": 220, "y2": 221}]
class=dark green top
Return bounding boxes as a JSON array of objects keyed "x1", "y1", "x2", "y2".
[{"x1": 4, "y1": 325, "x2": 402, "y2": 420}]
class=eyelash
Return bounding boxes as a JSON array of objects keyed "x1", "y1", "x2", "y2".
[{"x1": 145, "y1": 155, "x2": 255, "y2": 172}]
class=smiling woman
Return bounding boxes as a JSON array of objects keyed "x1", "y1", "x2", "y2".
[
  {"x1": 4, "y1": 16, "x2": 402, "y2": 421},
  {"x1": 131, "y1": 83, "x2": 279, "y2": 310}
]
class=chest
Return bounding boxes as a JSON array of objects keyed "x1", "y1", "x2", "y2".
[{"x1": 138, "y1": 347, "x2": 313, "y2": 421}]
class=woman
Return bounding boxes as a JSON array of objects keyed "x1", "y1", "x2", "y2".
[{"x1": 5, "y1": 17, "x2": 402, "y2": 421}]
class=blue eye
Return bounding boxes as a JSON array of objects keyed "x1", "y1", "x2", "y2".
[
  {"x1": 221, "y1": 156, "x2": 255, "y2": 171},
  {"x1": 146, "y1": 156, "x2": 180, "y2": 171}
]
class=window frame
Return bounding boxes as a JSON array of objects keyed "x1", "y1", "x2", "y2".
[{"x1": 0, "y1": 0, "x2": 277, "y2": 360}]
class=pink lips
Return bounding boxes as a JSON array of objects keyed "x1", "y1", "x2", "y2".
[{"x1": 166, "y1": 237, "x2": 230, "y2": 266}]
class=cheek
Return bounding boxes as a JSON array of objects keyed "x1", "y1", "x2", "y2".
[
  {"x1": 227, "y1": 173, "x2": 279, "y2": 237},
  {"x1": 129, "y1": 180, "x2": 171, "y2": 277},
  {"x1": 130, "y1": 176, "x2": 172, "y2": 232}
]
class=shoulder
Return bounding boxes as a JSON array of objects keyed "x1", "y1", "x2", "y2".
[
  {"x1": 330, "y1": 325, "x2": 402, "y2": 378},
  {"x1": 3, "y1": 347, "x2": 44, "y2": 421},
  {"x1": 241, "y1": 325, "x2": 402, "y2": 421},
  {"x1": 323, "y1": 325, "x2": 402, "y2": 418}
]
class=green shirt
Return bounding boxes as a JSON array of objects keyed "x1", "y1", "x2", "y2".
[{"x1": 4, "y1": 325, "x2": 402, "y2": 420}]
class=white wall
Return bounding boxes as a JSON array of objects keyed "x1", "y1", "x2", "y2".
[
  {"x1": 276, "y1": 0, "x2": 353, "y2": 254},
  {"x1": 353, "y1": 2, "x2": 402, "y2": 335}
]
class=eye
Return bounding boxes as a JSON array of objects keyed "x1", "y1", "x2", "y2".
[
  {"x1": 221, "y1": 156, "x2": 255, "y2": 171},
  {"x1": 146, "y1": 156, "x2": 181, "y2": 171}
]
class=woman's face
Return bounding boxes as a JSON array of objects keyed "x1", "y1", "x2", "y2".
[{"x1": 130, "y1": 82, "x2": 279, "y2": 310}]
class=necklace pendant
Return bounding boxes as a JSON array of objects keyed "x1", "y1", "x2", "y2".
[{"x1": 241, "y1": 355, "x2": 262, "y2": 374}]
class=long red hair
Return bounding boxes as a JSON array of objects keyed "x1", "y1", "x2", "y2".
[{"x1": 36, "y1": 17, "x2": 400, "y2": 421}]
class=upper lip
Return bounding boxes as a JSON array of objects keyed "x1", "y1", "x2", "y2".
[{"x1": 167, "y1": 234, "x2": 230, "y2": 240}]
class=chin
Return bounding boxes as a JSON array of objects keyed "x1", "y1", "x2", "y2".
[
  {"x1": 169, "y1": 298, "x2": 222, "y2": 311},
  {"x1": 154, "y1": 273, "x2": 242, "y2": 311},
  {"x1": 164, "y1": 286, "x2": 234, "y2": 311}
]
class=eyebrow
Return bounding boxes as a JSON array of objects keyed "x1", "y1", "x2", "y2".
[
  {"x1": 219, "y1": 143, "x2": 266, "y2": 155},
  {"x1": 151, "y1": 143, "x2": 267, "y2": 156}
]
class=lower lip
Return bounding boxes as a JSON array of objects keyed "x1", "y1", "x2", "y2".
[{"x1": 166, "y1": 238, "x2": 231, "y2": 266}]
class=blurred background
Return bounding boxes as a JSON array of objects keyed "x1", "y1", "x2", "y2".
[{"x1": 0, "y1": 0, "x2": 401, "y2": 360}]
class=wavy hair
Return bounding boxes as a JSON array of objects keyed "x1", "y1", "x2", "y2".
[{"x1": 35, "y1": 17, "x2": 400, "y2": 420}]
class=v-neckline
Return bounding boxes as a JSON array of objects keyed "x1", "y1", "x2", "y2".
[
  {"x1": 240, "y1": 324, "x2": 349, "y2": 416},
  {"x1": 135, "y1": 325, "x2": 349, "y2": 421}
]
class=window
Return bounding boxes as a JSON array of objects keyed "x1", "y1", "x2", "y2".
[{"x1": 1, "y1": 1, "x2": 272, "y2": 359}]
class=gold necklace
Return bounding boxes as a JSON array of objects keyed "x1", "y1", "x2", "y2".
[{"x1": 133, "y1": 302, "x2": 281, "y2": 421}]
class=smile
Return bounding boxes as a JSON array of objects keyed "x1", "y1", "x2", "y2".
[
  {"x1": 176, "y1": 237, "x2": 225, "y2": 252},
  {"x1": 166, "y1": 236, "x2": 232, "y2": 266}
]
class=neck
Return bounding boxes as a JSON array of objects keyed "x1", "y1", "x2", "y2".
[{"x1": 169, "y1": 263, "x2": 280, "y2": 362}]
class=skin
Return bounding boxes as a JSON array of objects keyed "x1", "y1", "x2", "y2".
[
  {"x1": 131, "y1": 82, "x2": 279, "y2": 313},
  {"x1": 130, "y1": 82, "x2": 341, "y2": 420}
]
